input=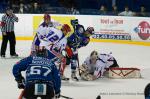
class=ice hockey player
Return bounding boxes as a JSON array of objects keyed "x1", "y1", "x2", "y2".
[
  {"x1": 31, "y1": 16, "x2": 71, "y2": 81},
  {"x1": 145, "y1": 83, "x2": 150, "y2": 99},
  {"x1": 96, "y1": 95, "x2": 101, "y2": 99},
  {"x1": 80, "y1": 50, "x2": 119, "y2": 81},
  {"x1": 12, "y1": 47, "x2": 61, "y2": 99},
  {"x1": 31, "y1": 13, "x2": 61, "y2": 55},
  {"x1": 65, "y1": 19, "x2": 94, "y2": 81}
]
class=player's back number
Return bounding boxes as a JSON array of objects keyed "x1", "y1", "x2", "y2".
[{"x1": 30, "y1": 66, "x2": 51, "y2": 76}]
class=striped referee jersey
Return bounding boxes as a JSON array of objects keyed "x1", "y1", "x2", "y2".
[{"x1": 1, "y1": 14, "x2": 18, "y2": 32}]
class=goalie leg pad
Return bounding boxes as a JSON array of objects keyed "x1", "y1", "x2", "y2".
[{"x1": 81, "y1": 73, "x2": 95, "y2": 81}]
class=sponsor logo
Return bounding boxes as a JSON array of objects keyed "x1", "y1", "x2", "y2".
[{"x1": 134, "y1": 21, "x2": 150, "y2": 40}]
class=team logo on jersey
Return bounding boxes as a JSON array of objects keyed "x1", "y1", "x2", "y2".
[{"x1": 134, "y1": 21, "x2": 150, "y2": 40}]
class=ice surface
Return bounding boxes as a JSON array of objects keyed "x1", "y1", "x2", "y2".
[{"x1": 0, "y1": 41, "x2": 150, "y2": 99}]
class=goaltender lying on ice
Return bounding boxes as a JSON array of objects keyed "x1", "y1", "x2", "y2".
[{"x1": 79, "y1": 50, "x2": 141, "y2": 81}]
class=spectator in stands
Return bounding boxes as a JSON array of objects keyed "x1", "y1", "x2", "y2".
[
  {"x1": 71, "y1": 6, "x2": 80, "y2": 14},
  {"x1": 138, "y1": 6, "x2": 149, "y2": 17},
  {"x1": 30, "y1": 2, "x2": 43, "y2": 14},
  {"x1": 68, "y1": 6, "x2": 80, "y2": 15},
  {"x1": 18, "y1": 3, "x2": 29, "y2": 13},
  {"x1": 110, "y1": 5, "x2": 118, "y2": 15},
  {"x1": 118, "y1": 6, "x2": 134, "y2": 16},
  {"x1": 99, "y1": 5, "x2": 107, "y2": 15},
  {"x1": 0, "y1": 0, "x2": 8, "y2": 13}
]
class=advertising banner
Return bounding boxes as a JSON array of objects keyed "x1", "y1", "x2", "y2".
[{"x1": 0, "y1": 14, "x2": 150, "y2": 43}]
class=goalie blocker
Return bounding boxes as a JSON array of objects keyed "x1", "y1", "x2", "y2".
[{"x1": 104, "y1": 67, "x2": 141, "y2": 79}]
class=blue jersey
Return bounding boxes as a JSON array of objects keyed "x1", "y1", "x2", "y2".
[
  {"x1": 12, "y1": 56, "x2": 61, "y2": 93},
  {"x1": 67, "y1": 24, "x2": 90, "y2": 49}
]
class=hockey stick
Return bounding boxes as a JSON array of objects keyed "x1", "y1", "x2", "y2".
[
  {"x1": 60, "y1": 95, "x2": 74, "y2": 99},
  {"x1": 18, "y1": 90, "x2": 73, "y2": 99},
  {"x1": 77, "y1": 53, "x2": 81, "y2": 76}
]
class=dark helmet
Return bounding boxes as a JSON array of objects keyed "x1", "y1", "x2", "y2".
[
  {"x1": 86, "y1": 27, "x2": 94, "y2": 35},
  {"x1": 71, "y1": 19, "x2": 78, "y2": 26},
  {"x1": 35, "y1": 46, "x2": 48, "y2": 57},
  {"x1": 83, "y1": 27, "x2": 94, "y2": 37}
]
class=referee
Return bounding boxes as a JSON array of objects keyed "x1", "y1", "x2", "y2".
[{"x1": 0, "y1": 7, "x2": 19, "y2": 58}]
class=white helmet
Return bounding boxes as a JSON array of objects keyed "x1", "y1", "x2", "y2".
[{"x1": 90, "y1": 51, "x2": 98, "y2": 60}]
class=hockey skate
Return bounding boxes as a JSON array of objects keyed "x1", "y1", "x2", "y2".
[
  {"x1": 71, "y1": 71, "x2": 79, "y2": 81},
  {"x1": 61, "y1": 75, "x2": 69, "y2": 81}
]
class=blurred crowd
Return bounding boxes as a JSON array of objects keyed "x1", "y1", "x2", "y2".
[{"x1": 0, "y1": 0, "x2": 150, "y2": 17}]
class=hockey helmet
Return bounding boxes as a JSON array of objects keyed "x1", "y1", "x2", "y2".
[
  {"x1": 35, "y1": 46, "x2": 48, "y2": 57},
  {"x1": 61, "y1": 24, "x2": 71, "y2": 34},
  {"x1": 43, "y1": 14, "x2": 51, "y2": 21},
  {"x1": 71, "y1": 19, "x2": 78, "y2": 26},
  {"x1": 84, "y1": 27, "x2": 94, "y2": 37}
]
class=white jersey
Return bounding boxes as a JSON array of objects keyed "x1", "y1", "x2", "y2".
[
  {"x1": 36, "y1": 26, "x2": 67, "y2": 52},
  {"x1": 31, "y1": 21, "x2": 62, "y2": 52},
  {"x1": 83, "y1": 53, "x2": 115, "y2": 78},
  {"x1": 83, "y1": 57, "x2": 97, "y2": 74}
]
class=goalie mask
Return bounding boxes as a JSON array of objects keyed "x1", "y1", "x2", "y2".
[{"x1": 90, "y1": 51, "x2": 98, "y2": 63}]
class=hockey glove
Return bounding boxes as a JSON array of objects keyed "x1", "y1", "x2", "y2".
[{"x1": 15, "y1": 76, "x2": 25, "y2": 89}]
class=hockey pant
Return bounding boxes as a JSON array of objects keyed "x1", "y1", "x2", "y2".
[
  {"x1": 66, "y1": 53, "x2": 78, "y2": 71},
  {"x1": 19, "y1": 83, "x2": 55, "y2": 99}
]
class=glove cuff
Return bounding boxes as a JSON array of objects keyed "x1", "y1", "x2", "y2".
[
  {"x1": 15, "y1": 76, "x2": 24, "y2": 82},
  {"x1": 55, "y1": 90, "x2": 60, "y2": 94}
]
